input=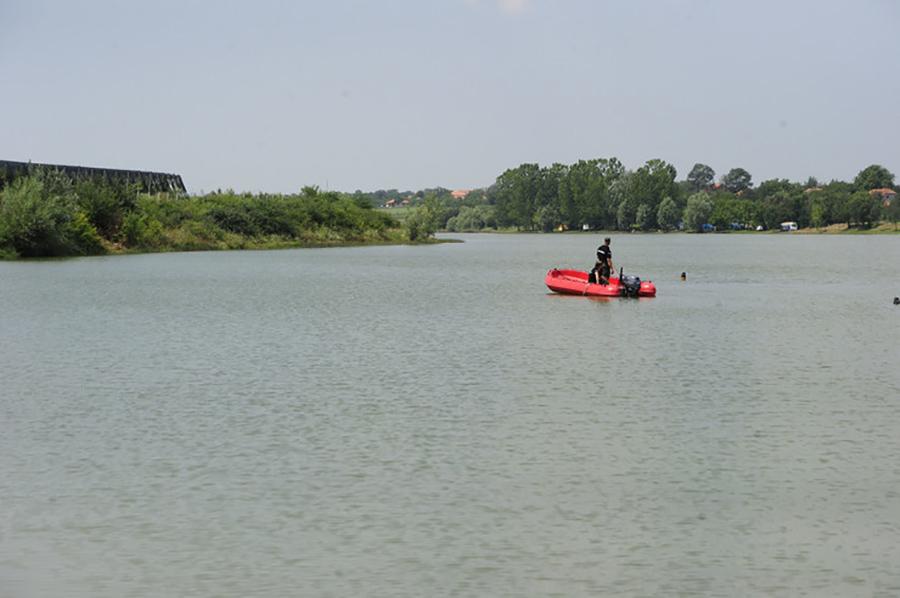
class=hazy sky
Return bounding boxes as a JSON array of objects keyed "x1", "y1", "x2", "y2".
[{"x1": 2, "y1": 0, "x2": 898, "y2": 193}]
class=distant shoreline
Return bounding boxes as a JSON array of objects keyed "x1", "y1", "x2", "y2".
[
  {"x1": 1, "y1": 237, "x2": 455, "y2": 261},
  {"x1": 438, "y1": 222, "x2": 899, "y2": 235}
]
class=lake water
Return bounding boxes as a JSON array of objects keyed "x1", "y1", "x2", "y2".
[{"x1": 2, "y1": 233, "x2": 899, "y2": 597}]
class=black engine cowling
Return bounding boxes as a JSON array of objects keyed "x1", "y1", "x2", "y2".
[{"x1": 621, "y1": 275, "x2": 641, "y2": 297}]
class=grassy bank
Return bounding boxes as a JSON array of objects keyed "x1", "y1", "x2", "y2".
[
  {"x1": 795, "y1": 222, "x2": 899, "y2": 234},
  {"x1": 0, "y1": 173, "x2": 433, "y2": 259}
]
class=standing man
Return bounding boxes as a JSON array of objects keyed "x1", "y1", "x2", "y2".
[{"x1": 595, "y1": 237, "x2": 614, "y2": 284}]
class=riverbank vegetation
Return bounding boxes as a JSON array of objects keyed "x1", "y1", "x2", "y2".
[
  {"x1": 0, "y1": 172, "x2": 421, "y2": 258},
  {"x1": 3, "y1": 159, "x2": 897, "y2": 259},
  {"x1": 382, "y1": 162, "x2": 898, "y2": 234}
]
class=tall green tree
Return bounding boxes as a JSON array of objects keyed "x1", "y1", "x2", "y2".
[
  {"x1": 722, "y1": 168, "x2": 753, "y2": 193},
  {"x1": 610, "y1": 173, "x2": 635, "y2": 230},
  {"x1": 759, "y1": 191, "x2": 797, "y2": 229},
  {"x1": 686, "y1": 163, "x2": 715, "y2": 192},
  {"x1": 656, "y1": 196, "x2": 680, "y2": 231},
  {"x1": 709, "y1": 195, "x2": 756, "y2": 229},
  {"x1": 822, "y1": 183, "x2": 851, "y2": 226},
  {"x1": 558, "y1": 158, "x2": 624, "y2": 229},
  {"x1": 536, "y1": 163, "x2": 567, "y2": 224},
  {"x1": 493, "y1": 163, "x2": 542, "y2": 229},
  {"x1": 534, "y1": 204, "x2": 562, "y2": 232},
  {"x1": 634, "y1": 204, "x2": 652, "y2": 230},
  {"x1": 616, "y1": 199, "x2": 635, "y2": 231},
  {"x1": 756, "y1": 178, "x2": 800, "y2": 199},
  {"x1": 557, "y1": 173, "x2": 577, "y2": 228},
  {"x1": 846, "y1": 191, "x2": 881, "y2": 227},
  {"x1": 683, "y1": 191, "x2": 713, "y2": 232},
  {"x1": 809, "y1": 191, "x2": 827, "y2": 229},
  {"x1": 853, "y1": 164, "x2": 895, "y2": 191},
  {"x1": 884, "y1": 196, "x2": 900, "y2": 230},
  {"x1": 629, "y1": 159, "x2": 677, "y2": 230}
]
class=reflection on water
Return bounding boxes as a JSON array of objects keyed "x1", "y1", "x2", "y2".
[{"x1": 2, "y1": 233, "x2": 899, "y2": 597}]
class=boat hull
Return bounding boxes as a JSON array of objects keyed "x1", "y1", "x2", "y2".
[{"x1": 545, "y1": 268, "x2": 657, "y2": 297}]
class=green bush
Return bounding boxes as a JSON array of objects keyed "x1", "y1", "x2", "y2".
[
  {"x1": 446, "y1": 205, "x2": 497, "y2": 232},
  {"x1": 121, "y1": 211, "x2": 164, "y2": 248},
  {"x1": 1, "y1": 174, "x2": 411, "y2": 257},
  {"x1": 74, "y1": 178, "x2": 137, "y2": 238},
  {"x1": 0, "y1": 173, "x2": 105, "y2": 257},
  {"x1": 204, "y1": 194, "x2": 262, "y2": 236},
  {"x1": 405, "y1": 206, "x2": 436, "y2": 241},
  {"x1": 69, "y1": 211, "x2": 106, "y2": 255}
]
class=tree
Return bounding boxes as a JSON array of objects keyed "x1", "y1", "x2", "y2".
[
  {"x1": 683, "y1": 192, "x2": 713, "y2": 232},
  {"x1": 635, "y1": 204, "x2": 652, "y2": 230},
  {"x1": 629, "y1": 159, "x2": 677, "y2": 230},
  {"x1": 559, "y1": 158, "x2": 623, "y2": 229},
  {"x1": 846, "y1": 191, "x2": 881, "y2": 227},
  {"x1": 492, "y1": 163, "x2": 542, "y2": 230},
  {"x1": 829, "y1": 191, "x2": 850, "y2": 227},
  {"x1": 884, "y1": 196, "x2": 900, "y2": 230},
  {"x1": 710, "y1": 195, "x2": 756, "y2": 230},
  {"x1": 686, "y1": 163, "x2": 715, "y2": 192},
  {"x1": 534, "y1": 204, "x2": 562, "y2": 232},
  {"x1": 536, "y1": 163, "x2": 566, "y2": 218},
  {"x1": 853, "y1": 164, "x2": 895, "y2": 191},
  {"x1": 756, "y1": 178, "x2": 800, "y2": 200},
  {"x1": 722, "y1": 168, "x2": 753, "y2": 193},
  {"x1": 405, "y1": 194, "x2": 443, "y2": 240},
  {"x1": 608, "y1": 172, "x2": 633, "y2": 230},
  {"x1": 557, "y1": 174, "x2": 577, "y2": 228},
  {"x1": 759, "y1": 191, "x2": 796, "y2": 230},
  {"x1": 656, "y1": 196, "x2": 680, "y2": 231},
  {"x1": 616, "y1": 199, "x2": 634, "y2": 231},
  {"x1": 809, "y1": 192, "x2": 827, "y2": 229}
]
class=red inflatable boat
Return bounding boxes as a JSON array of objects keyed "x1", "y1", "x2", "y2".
[{"x1": 545, "y1": 268, "x2": 657, "y2": 297}]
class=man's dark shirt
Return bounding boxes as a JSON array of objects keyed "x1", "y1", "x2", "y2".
[{"x1": 596, "y1": 244, "x2": 612, "y2": 265}]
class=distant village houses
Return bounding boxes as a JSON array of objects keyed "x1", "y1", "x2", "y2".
[
  {"x1": 381, "y1": 197, "x2": 411, "y2": 208},
  {"x1": 381, "y1": 190, "x2": 471, "y2": 208}
]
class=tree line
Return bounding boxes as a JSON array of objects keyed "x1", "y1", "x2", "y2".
[
  {"x1": 2, "y1": 159, "x2": 896, "y2": 258},
  {"x1": 407, "y1": 161, "x2": 898, "y2": 233}
]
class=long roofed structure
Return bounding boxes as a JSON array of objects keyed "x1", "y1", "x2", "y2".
[{"x1": 0, "y1": 159, "x2": 186, "y2": 194}]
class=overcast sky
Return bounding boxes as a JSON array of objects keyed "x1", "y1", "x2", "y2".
[{"x1": 2, "y1": 0, "x2": 898, "y2": 193}]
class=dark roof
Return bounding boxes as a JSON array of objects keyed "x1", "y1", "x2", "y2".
[{"x1": 0, "y1": 159, "x2": 186, "y2": 193}]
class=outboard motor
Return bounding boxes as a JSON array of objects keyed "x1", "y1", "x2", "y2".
[{"x1": 621, "y1": 274, "x2": 642, "y2": 297}]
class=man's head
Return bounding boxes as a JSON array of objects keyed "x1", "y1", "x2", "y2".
[{"x1": 604, "y1": 237, "x2": 611, "y2": 245}]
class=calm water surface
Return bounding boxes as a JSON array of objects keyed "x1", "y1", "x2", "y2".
[{"x1": 2, "y1": 233, "x2": 899, "y2": 597}]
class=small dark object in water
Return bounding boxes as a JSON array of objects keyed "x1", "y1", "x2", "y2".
[
  {"x1": 680, "y1": 272, "x2": 687, "y2": 281},
  {"x1": 894, "y1": 297, "x2": 900, "y2": 305}
]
